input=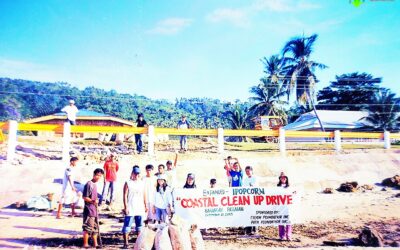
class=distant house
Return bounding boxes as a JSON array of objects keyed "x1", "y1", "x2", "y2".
[
  {"x1": 284, "y1": 110, "x2": 371, "y2": 131},
  {"x1": 24, "y1": 109, "x2": 134, "y2": 138}
]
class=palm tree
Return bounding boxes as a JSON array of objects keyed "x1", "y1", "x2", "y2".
[
  {"x1": 249, "y1": 55, "x2": 288, "y2": 124},
  {"x1": 225, "y1": 103, "x2": 249, "y2": 142},
  {"x1": 282, "y1": 34, "x2": 327, "y2": 131},
  {"x1": 362, "y1": 88, "x2": 400, "y2": 131}
]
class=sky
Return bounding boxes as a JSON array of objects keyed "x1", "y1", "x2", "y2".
[{"x1": 0, "y1": 0, "x2": 399, "y2": 102}]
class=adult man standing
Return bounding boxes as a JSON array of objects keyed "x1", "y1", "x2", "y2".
[
  {"x1": 61, "y1": 100, "x2": 79, "y2": 125},
  {"x1": 82, "y1": 168, "x2": 104, "y2": 248},
  {"x1": 135, "y1": 114, "x2": 148, "y2": 154},
  {"x1": 56, "y1": 157, "x2": 79, "y2": 219},
  {"x1": 177, "y1": 115, "x2": 190, "y2": 152},
  {"x1": 99, "y1": 153, "x2": 119, "y2": 208},
  {"x1": 122, "y1": 166, "x2": 147, "y2": 249},
  {"x1": 143, "y1": 164, "x2": 156, "y2": 224}
]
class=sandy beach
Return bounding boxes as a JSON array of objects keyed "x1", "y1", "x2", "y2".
[{"x1": 0, "y1": 141, "x2": 399, "y2": 249}]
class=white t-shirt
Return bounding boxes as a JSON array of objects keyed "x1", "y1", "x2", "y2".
[
  {"x1": 242, "y1": 175, "x2": 258, "y2": 187},
  {"x1": 62, "y1": 166, "x2": 74, "y2": 192},
  {"x1": 142, "y1": 175, "x2": 157, "y2": 204},
  {"x1": 126, "y1": 179, "x2": 146, "y2": 216},
  {"x1": 61, "y1": 105, "x2": 79, "y2": 121},
  {"x1": 153, "y1": 186, "x2": 173, "y2": 209},
  {"x1": 165, "y1": 169, "x2": 177, "y2": 189}
]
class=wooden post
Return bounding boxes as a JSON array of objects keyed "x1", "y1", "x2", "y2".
[
  {"x1": 148, "y1": 125, "x2": 155, "y2": 155},
  {"x1": 218, "y1": 128, "x2": 224, "y2": 153},
  {"x1": 384, "y1": 131, "x2": 391, "y2": 149},
  {"x1": 6, "y1": 120, "x2": 18, "y2": 162},
  {"x1": 334, "y1": 130, "x2": 341, "y2": 152},
  {"x1": 62, "y1": 122, "x2": 71, "y2": 162}
]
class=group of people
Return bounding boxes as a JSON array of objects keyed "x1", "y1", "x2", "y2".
[
  {"x1": 57, "y1": 153, "x2": 292, "y2": 248},
  {"x1": 134, "y1": 113, "x2": 191, "y2": 154},
  {"x1": 61, "y1": 100, "x2": 192, "y2": 153},
  {"x1": 223, "y1": 156, "x2": 292, "y2": 239}
]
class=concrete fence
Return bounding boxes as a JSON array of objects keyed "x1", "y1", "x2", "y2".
[{"x1": 0, "y1": 121, "x2": 396, "y2": 162}]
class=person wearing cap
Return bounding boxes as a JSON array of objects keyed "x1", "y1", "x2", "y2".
[
  {"x1": 135, "y1": 114, "x2": 148, "y2": 154},
  {"x1": 165, "y1": 152, "x2": 178, "y2": 189},
  {"x1": 99, "y1": 153, "x2": 119, "y2": 208},
  {"x1": 122, "y1": 166, "x2": 147, "y2": 249},
  {"x1": 177, "y1": 115, "x2": 191, "y2": 152},
  {"x1": 183, "y1": 173, "x2": 197, "y2": 189},
  {"x1": 152, "y1": 174, "x2": 173, "y2": 224},
  {"x1": 61, "y1": 100, "x2": 79, "y2": 125}
]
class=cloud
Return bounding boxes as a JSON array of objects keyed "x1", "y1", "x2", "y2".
[
  {"x1": 206, "y1": 8, "x2": 250, "y2": 28},
  {"x1": 252, "y1": 0, "x2": 320, "y2": 12},
  {"x1": 206, "y1": 0, "x2": 321, "y2": 27},
  {"x1": 147, "y1": 18, "x2": 193, "y2": 35}
]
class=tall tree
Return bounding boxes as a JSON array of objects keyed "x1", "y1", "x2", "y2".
[
  {"x1": 362, "y1": 88, "x2": 400, "y2": 131},
  {"x1": 317, "y1": 72, "x2": 382, "y2": 111},
  {"x1": 282, "y1": 34, "x2": 327, "y2": 130}
]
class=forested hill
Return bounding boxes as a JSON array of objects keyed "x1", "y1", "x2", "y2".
[{"x1": 0, "y1": 78, "x2": 252, "y2": 129}]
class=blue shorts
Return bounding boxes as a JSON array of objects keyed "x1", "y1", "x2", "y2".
[
  {"x1": 155, "y1": 208, "x2": 168, "y2": 223},
  {"x1": 121, "y1": 216, "x2": 143, "y2": 233}
]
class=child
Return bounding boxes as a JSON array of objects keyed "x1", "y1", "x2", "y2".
[
  {"x1": 152, "y1": 175, "x2": 173, "y2": 224},
  {"x1": 277, "y1": 173, "x2": 292, "y2": 241},
  {"x1": 225, "y1": 158, "x2": 243, "y2": 187},
  {"x1": 183, "y1": 173, "x2": 197, "y2": 188},
  {"x1": 223, "y1": 156, "x2": 234, "y2": 187},
  {"x1": 210, "y1": 178, "x2": 217, "y2": 188}
]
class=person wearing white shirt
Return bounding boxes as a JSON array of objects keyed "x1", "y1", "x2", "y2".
[
  {"x1": 142, "y1": 164, "x2": 157, "y2": 223},
  {"x1": 61, "y1": 100, "x2": 79, "y2": 125},
  {"x1": 242, "y1": 166, "x2": 259, "y2": 187},
  {"x1": 152, "y1": 174, "x2": 173, "y2": 224},
  {"x1": 122, "y1": 166, "x2": 147, "y2": 249},
  {"x1": 243, "y1": 166, "x2": 259, "y2": 235}
]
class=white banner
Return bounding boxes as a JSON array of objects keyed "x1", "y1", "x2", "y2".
[{"x1": 174, "y1": 187, "x2": 300, "y2": 228}]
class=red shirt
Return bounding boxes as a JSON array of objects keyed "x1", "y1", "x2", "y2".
[{"x1": 104, "y1": 160, "x2": 119, "y2": 182}]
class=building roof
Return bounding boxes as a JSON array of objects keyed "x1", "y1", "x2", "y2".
[
  {"x1": 284, "y1": 110, "x2": 371, "y2": 131},
  {"x1": 24, "y1": 109, "x2": 134, "y2": 126},
  {"x1": 53, "y1": 110, "x2": 112, "y2": 117}
]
